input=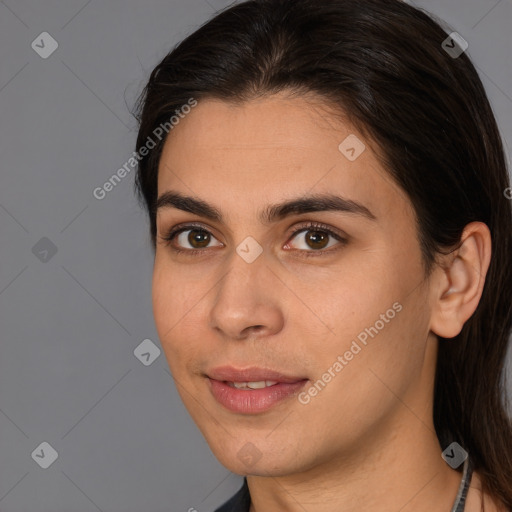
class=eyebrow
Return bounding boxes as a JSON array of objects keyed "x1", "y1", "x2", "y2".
[{"x1": 154, "y1": 190, "x2": 377, "y2": 224}]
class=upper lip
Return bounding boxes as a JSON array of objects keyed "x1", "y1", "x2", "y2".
[{"x1": 207, "y1": 366, "x2": 307, "y2": 384}]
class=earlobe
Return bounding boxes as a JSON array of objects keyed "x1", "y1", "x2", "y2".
[{"x1": 430, "y1": 222, "x2": 492, "y2": 339}]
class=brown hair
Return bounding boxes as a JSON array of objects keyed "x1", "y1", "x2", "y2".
[{"x1": 133, "y1": 0, "x2": 512, "y2": 507}]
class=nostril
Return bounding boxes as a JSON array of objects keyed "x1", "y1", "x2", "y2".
[{"x1": 243, "y1": 325, "x2": 264, "y2": 336}]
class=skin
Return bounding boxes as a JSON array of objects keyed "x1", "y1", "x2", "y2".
[{"x1": 151, "y1": 91, "x2": 497, "y2": 511}]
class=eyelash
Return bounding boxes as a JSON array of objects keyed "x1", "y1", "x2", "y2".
[{"x1": 159, "y1": 221, "x2": 348, "y2": 258}]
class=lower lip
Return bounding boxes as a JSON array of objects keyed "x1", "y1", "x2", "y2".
[{"x1": 208, "y1": 378, "x2": 308, "y2": 414}]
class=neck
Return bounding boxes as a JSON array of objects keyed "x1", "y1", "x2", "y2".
[{"x1": 247, "y1": 410, "x2": 464, "y2": 512}]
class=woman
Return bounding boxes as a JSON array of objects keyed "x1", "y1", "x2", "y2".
[{"x1": 133, "y1": 0, "x2": 512, "y2": 510}]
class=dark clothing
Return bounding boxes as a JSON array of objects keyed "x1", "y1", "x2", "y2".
[
  {"x1": 213, "y1": 457, "x2": 473, "y2": 512},
  {"x1": 213, "y1": 478, "x2": 250, "y2": 512}
]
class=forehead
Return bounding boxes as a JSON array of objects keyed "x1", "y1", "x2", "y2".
[
  {"x1": 159, "y1": 92, "x2": 348, "y2": 166},
  {"x1": 156, "y1": 93, "x2": 412, "y2": 225}
]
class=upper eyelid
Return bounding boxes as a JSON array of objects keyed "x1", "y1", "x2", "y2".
[{"x1": 162, "y1": 222, "x2": 219, "y2": 240}]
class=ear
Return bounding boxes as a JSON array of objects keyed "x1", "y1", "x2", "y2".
[{"x1": 430, "y1": 222, "x2": 492, "y2": 339}]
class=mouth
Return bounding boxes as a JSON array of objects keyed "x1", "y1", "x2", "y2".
[
  {"x1": 206, "y1": 365, "x2": 307, "y2": 383},
  {"x1": 225, "y1": 380, "x2": 280, "y2": 390},
  {"x1": 205, "y1": 366, "x2": 309, "y2": 414}
]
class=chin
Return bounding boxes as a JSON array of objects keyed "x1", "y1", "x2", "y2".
[{"x1": 208, "y1": 440, "x2": 303, "y2": 477}]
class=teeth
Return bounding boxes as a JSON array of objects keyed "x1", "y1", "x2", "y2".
[{"x1": 229, "y1": 380, "x2": 279, "y2": 390}]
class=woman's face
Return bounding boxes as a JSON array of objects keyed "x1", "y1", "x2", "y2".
[{"x1": 152, "y1": 92, "x2": 438, "y2": 476}]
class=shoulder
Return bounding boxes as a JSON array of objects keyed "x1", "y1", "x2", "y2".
[
  {"x1": 213, "y1": 478, "x2": 251, "y2": 512},
  {"x1": 464, "y1": 469, "x2": 509, "y2": 512}
]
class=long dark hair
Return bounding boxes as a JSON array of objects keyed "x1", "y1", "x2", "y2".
[{"x1": 133, "y1": 0, "x2": 512, "y2": 507}]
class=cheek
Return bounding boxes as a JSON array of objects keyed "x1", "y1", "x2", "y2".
[
  {"x1": 152, "y1": 265, "x2": 175, "y2": 336},
  {"x1": 306, "y1": 259, "x2": 427, "y2": 397},
  {"x1": 296, "y1": 302, "x2": 427, "y2": 446},
  {"x1": 151, "y1": 263, "x2": 202, "y2": 372},
  {"x1": 308, "y1": 262, "x2": 399, "y2": 347},
  {"x1": 152, "y1": 258, "x2": 204, "y2": 328}
]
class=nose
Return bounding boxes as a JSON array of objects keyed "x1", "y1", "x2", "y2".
[{"x1": 208, "y1": 251, "x2": 285, "y2": 341}]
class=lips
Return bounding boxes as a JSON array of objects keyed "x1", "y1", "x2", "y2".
[
  {"x1": 206, "y1": 365, "x2": 309, "y2": 413},
  {"x1": 206, "y1": 365, "x2": 307, "y2": 384}
]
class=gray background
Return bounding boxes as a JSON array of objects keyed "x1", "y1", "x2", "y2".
[{"x1": 0, "y1": 1, "x2": 511, "y2": 511}]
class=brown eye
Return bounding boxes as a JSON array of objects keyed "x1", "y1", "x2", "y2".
[
  {"x1": 160, "y1": 225, "x2": 223, "y2": 253},
  {"x1": 161, "y1": 221, "x2": 346, "y2": 256},
  {"x1": 187, "y1": 229, "x2": 211, "y2": 248},
  {"x1": 287, "y1": 223, "x2": 346, "y2": 253},
  {"x1": 303, "y1": 230, "x2": 330, "y2": 250}
]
